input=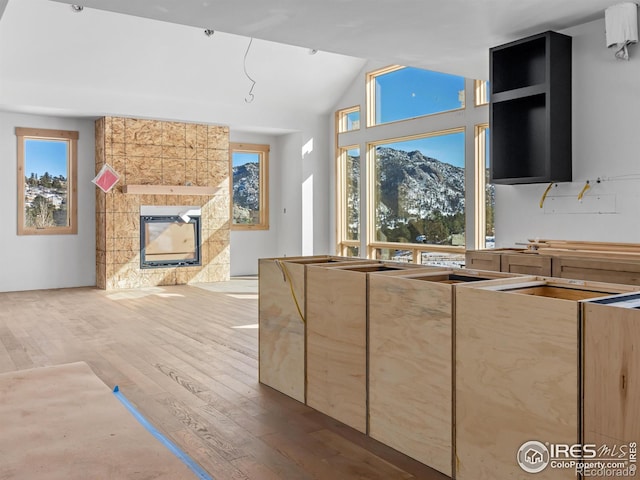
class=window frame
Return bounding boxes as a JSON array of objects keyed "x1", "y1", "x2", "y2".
[
  {"x1": 475, "y1": 123, "x2": 494, "y2": 248},
  {"x1": 366, "y1": 65, "x2": 466, "y2": 128},
  {"x1": 336, "y1": 66, "x2": 491, "y2": 263},
  {"x1": 336, "y1": 144, "x2": 361, "y2": 257},
  {"x1": 474, "y1": 79, "x2": 489, "y2": 106},
  {"x1": 16, "y1": 127, "x2": 78, "y2": 235},
  {"x1": 229, "y1": 142, "x2": 270, "y2": 231}
]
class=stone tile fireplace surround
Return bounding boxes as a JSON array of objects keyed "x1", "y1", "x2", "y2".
[{"x1": 95, "y1": 117, "x2": 230, "y2": 290}]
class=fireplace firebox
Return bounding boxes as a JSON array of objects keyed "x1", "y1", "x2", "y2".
[{"x1": 140, "y1": 212, "x2": 201, "y2": 269}]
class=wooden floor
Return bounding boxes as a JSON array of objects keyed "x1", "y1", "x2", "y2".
[{"x1": 0, "y1": 278, "x2": 449, "y2": 480}]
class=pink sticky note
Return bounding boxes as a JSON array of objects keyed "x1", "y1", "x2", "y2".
[{"x1": 92, "y1": 164, "x2": 120, "y2": 193}]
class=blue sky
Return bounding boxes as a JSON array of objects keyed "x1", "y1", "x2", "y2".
[
  {"x1": 25, "y1": 139, "x2": 68, "y2": 177},
  {"x1": 376, "y1": 67, "x2": 466, "y2": 168},
  {"x1": 232, "y1": 151, "x2": 259, "y2": 167},
  {"x1": 377, "y1": 67, "x2": 465, "y2": 123},
  {"x1": 383, "y1": 132, "x2": 465, "y2": 169},
  {"x1": 486, "y1": 128, "x2": 491, "y2": 167}
]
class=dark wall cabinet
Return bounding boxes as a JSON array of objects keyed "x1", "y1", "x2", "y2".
[{"x1": 490, "y1": 31, "x2": 572, "y2": 184}]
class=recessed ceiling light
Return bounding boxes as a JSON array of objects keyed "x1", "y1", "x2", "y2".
[{"x1": 70, "y1": 4, "x2": 84, "y2": 12}]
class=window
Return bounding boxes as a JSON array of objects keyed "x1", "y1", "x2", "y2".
[
  {"x1": 336, "y1": 106, "x2": 360, "y2": 133},
  {"x1": 475, "y1": 124, "x2": 494, "y2": 248},
  {"x1": 336, "y1": 64, "x2": 489, "y2": 264},
  {"x1": 16, "y1": 127, "x2": 78, "y2": 235},
  {"x1": 368, "y1": 130, "x2": 466, "y2": 255},
  {"x1": 230, "y1": 143, "x2": 269, "y2": 230},
  {"x1": 336, "y1": 146, "x2": 360, "y2": 256},
  {"x1": 366, "y1": 65, "x2": 465, "y2": 126},
  {"x1": 474, "y1": 80, "x2": 490, "y2": 106}
]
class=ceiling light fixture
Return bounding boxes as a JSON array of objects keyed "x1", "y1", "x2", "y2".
[
  {"x1": 308, "y1": 48, "x2": 319, "y2": 55},
  {"x1": 204, "y1": 29, "x2": 215, "y2": 37},
  {"x1": 70, "y1": 4, "x2": 84, "y2": 12}
]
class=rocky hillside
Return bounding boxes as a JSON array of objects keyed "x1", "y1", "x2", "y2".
[
  {"x1": 232, "y1": 163, "x2": 260, "y2": 223},
  {"x1": 374, "y1": 147, "x2": 465, "y2": 219},
  {"x1": 234, "y1": 147, "x2": 493, "y2": 242}
]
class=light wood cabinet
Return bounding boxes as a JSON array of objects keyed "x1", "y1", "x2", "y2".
[
  {"x1": 455, "y1": 277, "x2": 636, "y2": 479},
  {"x1": 368, "y1": 269, "x2": 522, "y2": 476},
  {"x1": 465, "y1": 249, "x2": 506, "y2": 271},
  {"x1": 258, "y1": 256, "x2": 368, "y2": 402},
  {"x1": 467, "y1": 249, "x2": 640, "y2": 283},
  {"x1": 259, "y1": 254, "x2": 640, "y2": 476},
  {"x1": 582, "y1": 293, "x2": 640, "y2": 448},
  {"x1": 501, "y1": 252, "x2": 552, "y2": 275},
  {"x1": 553, "y1": 255, "x2": 640, "y2": 285},
  {"x1": 305, "y1": 263, "x2": 430, "y2": 433}
]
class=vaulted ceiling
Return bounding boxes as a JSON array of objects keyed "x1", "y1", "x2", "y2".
[
  {"x1": 0, "y1": 0, "x2": 619, "y2": 132},
  {"x1": 51, "y1": 0, "x2": 616, "y2": 79}
]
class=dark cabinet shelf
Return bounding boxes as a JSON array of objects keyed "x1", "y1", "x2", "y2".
[
  {"x1": 491, "y1": 85, "x2": 545, "y2": 103},
  {"x1": 490, "y1": 31, "x2": 572, "y2": 185},
  {"x1": 492, "y1": 36, "x2": 547, "y2": 93}
]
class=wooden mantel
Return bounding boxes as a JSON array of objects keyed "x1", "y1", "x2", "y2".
[{"x1": 122, "y1": 185, "x2": 218, "y2": 195}]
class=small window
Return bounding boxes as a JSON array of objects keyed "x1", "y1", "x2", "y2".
[
  {"x1": 230, "y1": 143, "x2": 269, "y2": 230},
  {"x1": 337, "y1": 106, "x2": 360, "y2": 133},
  {"x1": 474, "y1": 80, "x2": 490, "y2": 106},
  {"x1": 367, "y1": 66, "x2": 465, "y2": 126},
  {"x1": 475, "y1": 124, "x2": 494, "y2": 248},
  {"x1": 16, "y1": 127, "x2": 78, "y2": 235}
]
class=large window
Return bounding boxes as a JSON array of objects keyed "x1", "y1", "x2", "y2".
[
  {"x1": 16, "y1": 127, "x2": 78, "y2": 235},
  {"x1": 368, "y1": 129, "x2": 466, "y2": 261},
  {"x1": 336, "y1": 146, "x2": 360, "y2": 256},
  {"x1": 367, "y1": 66, "x2": 465, "y2": 126},
  {"x1": 336, "y1": 64, "x2": 490, "y2": 264},
  {"x1": 230, "y1": 143, "x2": 269, "y2": 230}
]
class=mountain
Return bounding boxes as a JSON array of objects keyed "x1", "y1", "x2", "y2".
[
  {"x1": 234, "y1": 149, "x2": 464, "y2": 219},
  {"x1": 234, "y1": 148, "x2": 493, "y2": 242},
  {"x1": 232, "y1": 163, "x2": 260, "y2": 223},
  {"x1": 375, "y1": 147, "x2": 465, "y2": 218},
  {"x1": 368, "y1": 147, "x2": 466, "y2": 244}
]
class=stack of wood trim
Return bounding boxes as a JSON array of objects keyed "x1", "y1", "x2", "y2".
[{"x1": 526, "y1": 239, "x2": 640, "y2": 259}]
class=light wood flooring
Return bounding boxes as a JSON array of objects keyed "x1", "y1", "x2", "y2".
[{"x1": 0, "y1": 279, "x2": 449, "y2": 480}]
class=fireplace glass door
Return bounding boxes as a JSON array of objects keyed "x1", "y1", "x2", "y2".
[{"x1": 140, "y1": 215, "x2": 201, "y2": 268}]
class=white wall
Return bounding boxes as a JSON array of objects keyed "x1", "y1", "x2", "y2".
[
  {"x1": 0, "y1": 112, "x2": 96, "y2": 292},
  {"x1": 278, "y1": 132, "x2": 305, "y2": 257},
  {"x1": 303, "y1": 117, "x2": 332, "y2": 255},
  {"x1": 495, "y1": 18, "x2": 640, "y2": 247}
]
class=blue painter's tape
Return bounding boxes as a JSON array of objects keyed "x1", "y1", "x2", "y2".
[{"x1": 113, "y1": 385, "x2": 213, "y2": 480}]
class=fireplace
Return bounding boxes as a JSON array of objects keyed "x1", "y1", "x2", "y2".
[{"x1": 140, "y1": 206, "x2": 202, "y2": 269}]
